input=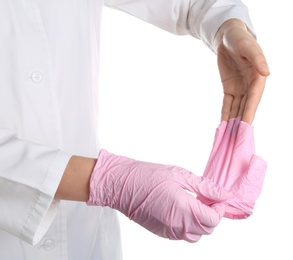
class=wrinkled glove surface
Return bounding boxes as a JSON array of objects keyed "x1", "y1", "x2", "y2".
[
  {"x1": 87, "y1": 149, "x2": 230, "y2": 242},
  {"x1": 197, "y1": 117, "x2": 267, "y2": 219}
]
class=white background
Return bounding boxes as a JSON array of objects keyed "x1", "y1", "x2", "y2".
[{"x1": 98, "y1": 1, "x2": 293, "y2": 259}]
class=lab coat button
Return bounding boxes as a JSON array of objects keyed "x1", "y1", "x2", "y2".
[
  {"x1": 41, "y1": 239, "x2": 55, "y2": 250},
  {"x1": 30, "y1": 72, "x2": 43, "y2": 84}
]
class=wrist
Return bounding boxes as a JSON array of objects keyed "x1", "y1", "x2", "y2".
[
  {"x1": 55, "y1": 156, "x2": 97, "y2": 202},
  {"x1": 214, "y1": 19, "x2": 247, "y2": 51}
]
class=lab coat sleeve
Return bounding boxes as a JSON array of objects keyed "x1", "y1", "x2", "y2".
[
  {"x1": 104, "y1": 0, "x2": 255, "y2": 51},
  {"x1": 0, "y1": 128, "x2": 72, "y2": 245}
]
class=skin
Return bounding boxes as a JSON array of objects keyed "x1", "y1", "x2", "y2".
[
  {"x1": 215, "y1": 19, "x2": 270, "y2": 125},
  {"x1": 55, "y1": 156, "x2": 96, "y2": 202},
  {"x1": 54, "y1": 19, "x2": 270, "y2": 201}
]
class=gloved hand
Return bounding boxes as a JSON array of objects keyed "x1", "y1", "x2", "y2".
[
  {"x1": 87, "y1": 149, "x2": 231, "y2": 242},
  {"x1": 197, "y1": 117, "x2": 267, "y2": 219}
]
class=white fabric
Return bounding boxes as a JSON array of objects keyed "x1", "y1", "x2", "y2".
[{"x1": 0, "y1": 0, "x2": 254, "y2": 259}]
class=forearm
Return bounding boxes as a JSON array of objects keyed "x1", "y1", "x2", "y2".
[
  {"x1": 55, "y1": 155, "x2": 96, "y2": 202},
  {"x1": 105, "y1": 0, "x2": 255, "y2": 51}
]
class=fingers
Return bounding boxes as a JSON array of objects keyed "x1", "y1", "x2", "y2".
[
  {"x1": 242, "y1": 75, "x2": 267, "y2": 124},
  {"x1": 221, "y1": 82, "x2": 266, "y2": 125},
  {"x1": 221, "y1": 94, "x2": 247, "y2": 122},
  {"x1": 221, "y1": 74, "x2": 266, "y2": 124},
  {"x1": 176, "y1": 195, "x2": 225, "y2": 242},
  {"x1": 230, "y1": 96, "x2": 243, "y2": 119},
  {"x1": 219, "y1": 28, "x2": 269, "y2": 124},
  {"x1": 141, "y1": 189, "x2": 226, "y2": 243},
  {"x1": 240, "y1": 39, "x2": 269, "y2": 124},
  {"x1": 221, "y1": 94, "x2": 233, "y2": 122},
  {"x1": 187, "y1": 196, "x2": 225, "y2": 234},
  {"x1": 196, "y1": 202, "x2": 226, "y2": 228},
  {"x1": 238, "y1": 94, "x2": 247, "y2": 118},
  {"x1": 185, "y1": 173, "x2": 231, "y2": 202}
]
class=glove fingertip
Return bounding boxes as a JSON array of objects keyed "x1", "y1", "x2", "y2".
[{"x1": 211, "y1": 203, "x2": 226, "y2": 218}]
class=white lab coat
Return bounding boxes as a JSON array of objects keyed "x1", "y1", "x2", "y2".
[{"x1": 0, "y1": 0, "x2": 254, "y2": 259}]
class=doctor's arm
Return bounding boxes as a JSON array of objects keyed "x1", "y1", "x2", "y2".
[
  {"x1": 55, "y1": 155, "x2": 95, "y2": 202},
  {"x1": 56, "y1": 149, "x2": 232, "y2": 243},
  {"x1": 0, "y1": 129, "x2": 72, "y2": 245},
  {"x1": 105, "y1": 0, "x2": 269, "y2": 124}
]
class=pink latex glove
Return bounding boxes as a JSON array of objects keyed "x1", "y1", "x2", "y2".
[
  {"x1": 197, "y1": 117, "x2": 267, "y2": 219},
  {"x1": 87, "y1": 149, "x2": 231, "y2": 242}
]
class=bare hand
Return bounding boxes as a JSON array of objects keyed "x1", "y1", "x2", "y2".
[{"x1": 215, "y1": 19, "x2": 270, "y2": 124}]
